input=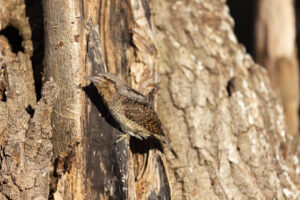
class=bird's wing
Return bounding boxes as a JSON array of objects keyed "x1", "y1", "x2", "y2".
[
  {"x1": 123, "y1": 85, "x2": 149, "y2": 105},
  {"x1": 122, "y1": 97, "x2": 165, "y2": 137}
]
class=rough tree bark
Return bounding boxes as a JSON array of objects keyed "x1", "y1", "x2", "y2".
[
  {"x1": 154, "y1": 0, "x2": 300, "y2": 199},
  {"x1": 0, "y1": 0, "x2": 299, "y2": 200},
  {"x1": 43, "y1": 0, "x2": 170, "y2": 199},
  {"x1": 255, "y1": 0, "x2": 299, "y2": 138},
  {"x1": 0, "y1": 0, "x2": 58, "y2": 199}
]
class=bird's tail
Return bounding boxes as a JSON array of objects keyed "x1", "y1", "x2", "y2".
[
  {"x1": 154, "y1": 133, "x2": 178, "y2": 158},
  {"x1": 165, "y1": 141, "x2": 178, "y2": 159}
]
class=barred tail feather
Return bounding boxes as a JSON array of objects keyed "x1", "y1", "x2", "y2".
[
  {"x1": 165, "y1": 141, "x2": 178, "y2": 158},
  {"x1": 153, "y1": 133, "x2": 178, "y2": 158}
]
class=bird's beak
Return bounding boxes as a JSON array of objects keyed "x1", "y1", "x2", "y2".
[{"x1": 85, "y1": 76, "x2": 103, "y2": 86}]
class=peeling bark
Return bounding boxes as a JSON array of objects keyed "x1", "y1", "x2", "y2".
[
  {"x1": 0, "y1": 36, "x2": 58, "y2": 199},
  {"x1": 0, "y1": 0, "x2": 299, "y2": 199},
  {"x1": 44, "y1": 0, "x2": 172, "y2": 199}
]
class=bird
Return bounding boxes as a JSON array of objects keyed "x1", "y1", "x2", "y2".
[{"x1": 86, "y1": 73, "x2": 178, "y2": 158}]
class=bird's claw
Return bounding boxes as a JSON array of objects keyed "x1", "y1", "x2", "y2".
[{"x1": 116, "y1": 134, "x2": 128, "y2": 143}]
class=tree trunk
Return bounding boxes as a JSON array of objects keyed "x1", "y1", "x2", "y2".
[
  {"x1": 255, "y1": 0, "x2": 299, "y2": 137},
  {"x1": 0, "y1": 0, "x2": 299, "y2": 199},
  {"x1": 43, "y1": 0, "x2": 170, "y2": 199},
  {"x1": 0, "y1": 0, "x2": 57, "y2": 199},
  {"x1": 153, "y1": 0, "x2": 300, "y2": 199}
]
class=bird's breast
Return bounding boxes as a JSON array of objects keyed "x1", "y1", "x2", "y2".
[{"x1": 107, "y1": 97, "x2": 149, "y2": 139}]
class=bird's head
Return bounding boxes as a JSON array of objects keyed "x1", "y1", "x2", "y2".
[
  {"x1": 85, "y1": 73, "x2": 121, "y2": 96},
  {"x1": 86, "y1": 73, "x2": 147, "y2": 104}
]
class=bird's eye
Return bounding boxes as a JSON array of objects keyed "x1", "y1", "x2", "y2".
[{"x1": 105, "y1": 79, "x2": 115, "y2": 84}]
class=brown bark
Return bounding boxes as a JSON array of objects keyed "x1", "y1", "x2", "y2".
[
  {"x1": 43, "y1": 0, "x2": 170, "y2": 199},
  {"x1": 0, "y1": 0, "x2": 299, "y2": 199},
  {"x1": 255, "y1": 0, "x2": 299, "y2": 137},
  {"x1": 0, "y1": 0, "x2": 58, "y2": 199},
  {"x1": 153, "y1": 0, "x2": 300, "y2": 199},
  {"x1": 0, "y1": 35, "x2": 58, "y2": 199}
]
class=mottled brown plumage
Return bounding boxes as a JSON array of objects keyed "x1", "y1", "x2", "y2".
[{"x1": 86, "y1": 73, "x2": 177, "y2": 158}]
